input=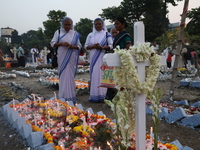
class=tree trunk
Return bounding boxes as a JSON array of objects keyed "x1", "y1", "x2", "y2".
[{"x1": 169, "y1": 0, "x2": 189, "y2": 100}]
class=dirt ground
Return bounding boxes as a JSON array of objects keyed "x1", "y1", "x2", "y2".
[{"x1": 0, "y1": 66, "x2": 200, "y2": 150}]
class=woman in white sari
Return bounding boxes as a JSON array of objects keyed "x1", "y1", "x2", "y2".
[
  {"x1": 50, "y1": 17, "x2": 82, "y2": 103},
  {"x1": 84, "y1": 18, "x2": 113, "y2": 102}
]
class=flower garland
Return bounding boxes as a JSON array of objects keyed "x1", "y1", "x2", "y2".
[
  {"x1": 105, "y1": 43, "x2": 161, "y2": 149},
  {"x1": 114, "y1": 43, "x2": 161, "y2": 94}
]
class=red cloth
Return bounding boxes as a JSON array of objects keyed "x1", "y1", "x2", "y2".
[
  {"x1": 167, "y1": 54, "x2": 172, "y2": 62},
  {"x1": 191, "y1": 51, "x2": 196, "y2": 57}
]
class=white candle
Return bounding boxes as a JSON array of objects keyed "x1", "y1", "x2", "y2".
[
  {"x1": 87, "y1": 110, "x2": 91, "y2": 118},
  {"x1": 38, "y1": 97, "x2": 41, "y2": 103},
  {"x1": 34, "y1": 114, "x2": 37, "y2": 126},
  {"x1": 69, "y1": 107, "x2": 73, "y2": 115},
  {"x1": 150, "y1": 127, "x2": 153, "y2": 147},
  {"x1": 32, "y1": 94, "x2": 36, "y2": 105},
  {"x1": 54, "y1": 92, "x2": 57, "y2": 100},
  {"x1": 13, "y1": 99, "x2": 15, "y2": 110},
  {"x1": 57, "y1": 102, "x2": 60, "y2": 111},
  {"x1": 107, "y1": 141, "x2": 113, "y2": 150},
  {"x1": 83, "y1": 117, "x2": 87, "y2": 131},
  {"x1": 60, "y1": 144, "x2": 65, "y2": 150}
]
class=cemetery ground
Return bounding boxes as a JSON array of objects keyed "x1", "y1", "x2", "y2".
[{"x1": 0, "y1": 66, "x2": 200, "y2": 150}]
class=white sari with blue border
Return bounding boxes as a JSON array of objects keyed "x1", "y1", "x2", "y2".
[
  {"x1": 85, "y1": 30, "x2": 113, "y2": 102},
  {"x1": 53, "y1": 29, "x2": 81, "y2": 103}
]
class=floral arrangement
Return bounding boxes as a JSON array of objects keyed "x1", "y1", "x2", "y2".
[
  {"x1": 9, "y1": 98, "x2": 178, "y2": 150},
  {"x1": 105, "y1": 43, "x2": 161, "y2": 149}
]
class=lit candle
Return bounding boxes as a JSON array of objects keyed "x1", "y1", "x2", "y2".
[
  {"x1": 87, "y1": 110, "x2": 91, "y2": 118},
  {"x1": 38, "y1": 97, "x2": 41, "y2": 103},
  {"x1": 89, "y1": 147, "x2": 93, "y2": 150},
  {"x1": 54, "y1": 92, "x2": 57, "y2": 100},
  {"x1": 150, "y1": 127, "x2": 153, "y2": 147},
  {"x1": 32, "y1": 94, "x2": 36, "y2": 105},
  {"x1": 107, "y1": 141, "x2": 113, "y2": 150},
  {"x1": 60, "y1": 144, "x2": 65, "y2": 150},
  {"x1": 13, "y1": 99, "x2": 15, "y2": 110}
]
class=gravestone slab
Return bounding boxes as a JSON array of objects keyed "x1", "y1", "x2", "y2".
[
  {"x1": 165, "y1": 107, "x2": 187, "y2": 124},
  {"x1": 19, "y1": 123, "x2": 32, "y2": 139},
  {"x1": 35, "y1": 143, "x2": 55, "y2": 150},
  {"x1": 159, "y1": 107, "x2": 169, "y2": 119},
  {"x1": 27, "y1": 131, "x2": 44, "y2": 148},
  {"x1": 180, "y1": 114, "x2": 200, "y2": 128}
]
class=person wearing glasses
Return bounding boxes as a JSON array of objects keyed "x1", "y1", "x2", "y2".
[{"x1": 84, "y1": 18, "x2": 113, "y2": 102}]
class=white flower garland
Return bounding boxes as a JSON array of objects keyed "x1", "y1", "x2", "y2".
[
  {"x1": 106, "y1": 43, "x2": 161, "y2": 148},
  {"x1": 114, "y1": 43, "x2": 161, "y2": 94}
]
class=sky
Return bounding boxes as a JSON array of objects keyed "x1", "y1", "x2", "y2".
[{"x1": 0, "y1": 0, "x2": 199, "y2": 35}]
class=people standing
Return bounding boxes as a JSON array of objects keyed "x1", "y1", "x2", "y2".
[
  {"x1": 106, "y1": 16, "x2": 132, "y2": 101},
  {"x1": 0, "y1": 47, "x2": 4, "y2": 66},
  {"x1": 183, "y1": 48, "x2": 192, "y2": 68},
  {"x1": 84, "y1": 18, "x2": 113, "y2": 102},
  {"x1": 152, "y1": 42, "x2": 159, "y2": 54},
  {"x1": 190, "y1": 49, "x2": 196, "y2": 65},
  {"x1": 167, "y1": 52, "x2": 173, "y2": 68},
  {"x1": 50, "y1": 17, "x2": 82, "y2": 103},
  {"x1": 47, "y1": 44, "x2": 54, "y2": 64},
  {"x1": 31, "y1": 45, "x2": 39, "y2": 65},
  {"x1": 113, "y1": 17, "x2": 132, "y2": 49},
  {"x1": 110, "y1": 26, "x2": 119, "y2": 39},
  {"x1": 17, "y1": 43, "x2": 25, "y2": 67}
]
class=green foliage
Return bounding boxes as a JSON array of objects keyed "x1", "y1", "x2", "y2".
[
  {"x1": 186, "y1": 7, "x2": 200, "y2": 36},
  {"x1": 93, "y1": 120, "x2": 113, "y2": 147},
  {"x1": 11, "y1": 30, "x2": 21, "y2": 45},
  {"x1": 74, "y1": 18, "x2": 93, "y2": 46},
  {"x1": 148, "y1": 88, "x2": 163, "y2": 150},
  {"x1": 100, "y1": 6, "x2": 122, "y2": 22},
  {"x1": 43, "y1": 10, "x2": 66, "y2": 40},
  {"x1": 156, "y1": 28, "x2": 200, "y2": 52},
  {"x1": 21, "y1": 29, "x2": 49, "y2": 50},
  {"x1": 99, "y1": 0, "x2": 182, "y2": 42}
]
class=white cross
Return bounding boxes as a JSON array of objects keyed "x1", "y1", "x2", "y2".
[{"x1": 103, "y1": 22, "x2": 164, "y2": 150}]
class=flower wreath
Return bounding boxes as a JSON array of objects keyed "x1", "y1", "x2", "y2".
[
  {"x1": 105, "y1": 43, "x2": 161, "y2": 148},
  {"x1": 114, "y1": 42, "x2": 161, "y2": 94}
]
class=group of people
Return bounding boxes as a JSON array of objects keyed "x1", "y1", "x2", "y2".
[
  {"x1": 15, "y1": 44, "x2": 54, "y2": 67},
  {"x1": 50, "y1": 16, "x2": 132, "y2": 104}
]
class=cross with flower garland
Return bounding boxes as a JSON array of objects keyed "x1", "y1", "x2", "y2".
[{"x1": 103, "y1": 22, "x2": 166, "y2": 150}]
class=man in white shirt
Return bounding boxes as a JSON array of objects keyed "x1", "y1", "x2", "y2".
[{"x1": 30, "y1": 45, "x2": 39, "y2": 65}]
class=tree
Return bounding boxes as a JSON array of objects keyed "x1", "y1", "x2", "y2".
[
  {"x1": 43, "y1": 10, "x2": 66, "y2": 40},
  {"x1": 99, "y1": 0, "x2": 183, "y2": 42},
  {"x1": 11, "y1": 30, "x2": 21, "y2": 45},
  {"x1": 100, "y1": 6, "x2": 123, "y2": 22},
  {"x1": 185, "y1": 7, "x2": 200, "y2": 37},
  {"x1": 74, "y1": 18, "x2": 93, "y2": 46},
  {"x1": 21, "y1": 29, "x2": 48, "y2": 50}
]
